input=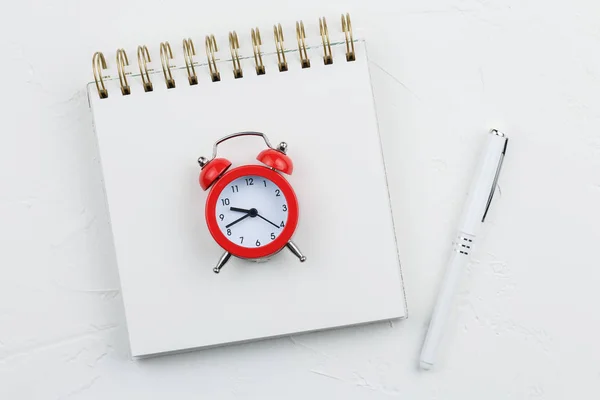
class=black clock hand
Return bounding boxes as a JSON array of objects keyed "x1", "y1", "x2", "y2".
[
  {"x1": 257, "y1": 214, "x2": 281, "y2": 229},
  {"x1": 230, "y1": 207, "x2": 252, "y2": 213},
  {"x1": 225, "y1": 213, "x2": 251, "y2": 228}
]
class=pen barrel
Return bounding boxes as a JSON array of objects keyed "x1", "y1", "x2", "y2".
[
  {"x1": 458, "y1": 132, "x2": 507, "y2": 236},
  {"x1": 420, "y1": 246, "x2": 470, "y2": 369},
  {"x1": 420, "y1": 130, "x2": 508, "y2": 370}
]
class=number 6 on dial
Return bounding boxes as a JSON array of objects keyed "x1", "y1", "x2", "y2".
[{"x1": 197, "y1": 132, "x2": 306, "y2": 274}]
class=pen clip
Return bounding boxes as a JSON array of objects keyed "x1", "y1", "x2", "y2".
[{"x1": 481, "y1": 137, "x2": 508, "y2": 222}]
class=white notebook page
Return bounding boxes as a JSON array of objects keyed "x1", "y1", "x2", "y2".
[{"x1": 88, "y1": 39, "x2": 407, "y2": 357}]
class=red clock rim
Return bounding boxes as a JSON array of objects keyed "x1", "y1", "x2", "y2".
[{"x1": 205, "y1": 165, "x2": 299, "y2": 259}]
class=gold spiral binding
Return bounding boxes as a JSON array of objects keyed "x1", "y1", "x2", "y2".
[
  {"x1": 183, "y1": 38, "x2": 198, "y2": 85},
  {"x1": 273, "y1": 24, "x2": 288, "y2": 72},
  {"x1": 116, "y1": 49, "x2": 131, "y2": 95},
  {"x1": 229, "y1": 31, "x2": 243, "y2": 79},
  {"x1": 92, "y1": 14, "x2": 355, "y2": 97},
  {"x1": 205, "y1": 35, "x2": 220, "y2": 82},
  {"x1": 251, "y1": 28, "x2": 265, "y2": 75},
  {"x1": 160, "y1": 42, "x2": 176, "y2": 88},
  {"x1": 137, "y1": 45, "x2": 153, "y2": 92},
  {"x1": 319, "y1": 17, "x2": 333, "y2": 65},
  {"x1": 341, "y1": 13, "x2": 355, "y2": 61},
  {"x1": 92, "y1": 52, "x2": 108, "y2": 99},
  {"x1": 296, "y1": 21, "x2": 310, "y2": 68}
]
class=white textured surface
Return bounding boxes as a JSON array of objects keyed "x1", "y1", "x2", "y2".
[{"x1": 1, "y1": 0, "x2": 600, "y2": 398}]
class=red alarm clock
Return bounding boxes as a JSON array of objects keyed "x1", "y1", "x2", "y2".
[{"x1": 198, "y1": 132, "x2": 306, "y2": 273}]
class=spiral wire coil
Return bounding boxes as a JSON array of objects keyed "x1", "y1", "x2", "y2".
[{"x1": 91, "y1": 13, "x2": 356, "y2": 98}]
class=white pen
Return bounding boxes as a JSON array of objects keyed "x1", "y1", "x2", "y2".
[{"x1": 419, "y1": 129, "x2": 508, "y2": 370}]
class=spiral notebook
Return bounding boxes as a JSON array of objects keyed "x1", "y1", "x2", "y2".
[{"x1": 87, "y1": 14, "x2": 407, "y2": 357}]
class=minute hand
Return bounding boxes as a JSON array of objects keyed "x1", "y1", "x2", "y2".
[{"x1": 257, "y1": 214, "x2": 280, "y2": 229}]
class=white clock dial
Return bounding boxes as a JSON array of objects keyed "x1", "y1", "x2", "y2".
[{"x1": 215, "y1": 175, "x2": 289, "y2": 248}]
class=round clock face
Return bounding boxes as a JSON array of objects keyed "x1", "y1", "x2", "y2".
[
  {"x1": 205, "y1": 165, "x2": 299, "y2": 259},
  {"x1": 215, "y1": 175, "x2": 288, "y2": 248}
]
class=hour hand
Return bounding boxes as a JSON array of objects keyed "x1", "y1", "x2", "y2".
[{"x1": 230, "y1": 207, "x2": 251, "y2": 213}]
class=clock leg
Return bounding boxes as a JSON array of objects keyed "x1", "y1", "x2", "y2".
[
  {"x1": 214, "y1": 251, "x2": 232, "y2": 274},
  {"x1": 286, "y1": 241, "x2": 306, "y2": 262}
]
